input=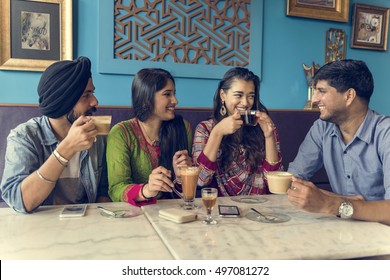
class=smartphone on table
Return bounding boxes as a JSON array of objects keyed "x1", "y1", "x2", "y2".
[
  {"x1": 218, "y1": 205, "x2": 240, "y2": 217},
  {"x1": 59, "y1": 205, "x2": 87, "y2": 218}
]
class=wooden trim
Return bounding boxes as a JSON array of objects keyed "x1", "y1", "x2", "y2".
[
  {"x1": 0, "y1": 103, "x2": 39, "y2": 107},
  {"x1": 0, "y1": 103, "x2": 320, "y2": 113}
]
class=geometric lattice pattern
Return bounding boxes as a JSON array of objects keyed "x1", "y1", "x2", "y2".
[{"x1": 114, "y1": 0, "x2": 251, "y2": 66}]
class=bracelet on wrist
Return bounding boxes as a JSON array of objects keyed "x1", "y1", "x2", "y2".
[
  {"x1": 53, "y1": 149, "x2": 69, "y2": 167},
  {"x1": 36, "y1": 170, "x2": 56, "y2": 185},
  {"x1": 265, "y1": 157, "x2": 282, "y2": 165},
  {"x1": 53, "y1": 152, "x2": 67, "y2": 167},
  {"x1": 141, "y1": 184, "x2": 154, "y2": 200}
]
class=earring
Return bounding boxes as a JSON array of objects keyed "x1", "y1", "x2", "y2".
[{"x1": 220, "y1": 100, "x2": 226, "y2": 116}]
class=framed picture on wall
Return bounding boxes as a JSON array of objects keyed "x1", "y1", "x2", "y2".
[
  {"x1": 351, "y1": 4, "x2": 390, "y2": 51},
  {"x1": 286, "y1": 0, "x2": 349, "y2": 22},
  {"x1": 0, "y1": 0, "x2": 72, "y2": 71}
]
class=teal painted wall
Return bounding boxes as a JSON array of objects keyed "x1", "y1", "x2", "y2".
[{"x1": 1, "y1": 0, "x2": 390, "y2": 114}]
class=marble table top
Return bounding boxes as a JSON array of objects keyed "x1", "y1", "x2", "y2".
[
  {"x1": 142, "y1": 195, "x2": 390, "y2": 260},
  {"x1": 2, "y1": 196, "x2": 390, "y2": 260},
  {"x1": 0, "y1": 202, "x2": 172, "y2": 260}
]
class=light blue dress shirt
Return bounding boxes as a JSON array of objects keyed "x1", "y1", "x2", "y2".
[
  {"x1": 0, "y1": 116, "x2": 108, "y2": 213},
  {"x1": 288, "y1": 109, "x2": 390, "y2": 200}
]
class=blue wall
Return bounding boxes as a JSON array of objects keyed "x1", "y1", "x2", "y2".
[{"x1": 1, "y1": 0, "x2": 390, "y2": 114}]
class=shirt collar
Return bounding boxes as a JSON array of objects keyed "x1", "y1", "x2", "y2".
[
  {"x1": 355, "y1": 109, "x2": 374, "y2": 144},
  {"x1": 40, "y1": 116, "x2": 59, "y2": 146},
  {"x1": 329, "y1": 109, "x2": 373, "y2": 144}
]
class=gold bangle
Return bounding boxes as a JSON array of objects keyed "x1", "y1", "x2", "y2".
[
  {"x1": 36, "y1": 170, "x2": 56, "y2": 185},
  {"x1": 53, "y1": 149, "x2": 69, "y2": 167},
  {"x1": 266, "y1": 158, "x2": 282, "y2": 165}
]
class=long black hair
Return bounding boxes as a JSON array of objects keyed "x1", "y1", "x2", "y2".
[
  {"x1": 132, "y1": 68, "x2": 189, "y2": 172},
  {"x1": 213, "y1": 67, "x2": 268, "y2": 172}
]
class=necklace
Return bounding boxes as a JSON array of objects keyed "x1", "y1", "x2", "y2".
[{"x1": 139, "y1": 121, "x2": 159, "y2": 146}]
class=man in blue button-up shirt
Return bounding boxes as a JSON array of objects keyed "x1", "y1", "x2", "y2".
[
  {"x1": 1, "y1": 57, "x2": 110, "y2": 213},
  {"x1": 288, "y1": 59, "x2": 390, "y2": 226}
]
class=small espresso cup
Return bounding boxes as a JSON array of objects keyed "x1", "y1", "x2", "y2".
[
  {"x1": 91, "y1": 115, "x2": 112, "y2": 135},
  {"x1": 266, "y1": 171, "x2": 293, "y2": 194},
  {"x1": 240, "y1": 110, "x2": 257, "y2": 126}
]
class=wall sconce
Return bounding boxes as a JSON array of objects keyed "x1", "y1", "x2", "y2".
[
  {"x1": 325, "y1": 28, "x2": 346, "y2": 63},
  {"x1": 303, "y1": 62, "x2": 320, "y2": 110}
]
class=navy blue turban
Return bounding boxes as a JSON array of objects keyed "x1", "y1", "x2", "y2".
[{"x1": 38, "y1": 56, "x2": 92, "y2": 118}]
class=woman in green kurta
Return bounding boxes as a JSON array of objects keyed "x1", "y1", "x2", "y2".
[{"x1": 106, "y1": 68, "x2": 192, "y2": 206}]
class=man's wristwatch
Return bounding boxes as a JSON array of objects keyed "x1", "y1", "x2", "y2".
[{"x1": 337, "y1": 198, "x2": 354, "y2": 219}]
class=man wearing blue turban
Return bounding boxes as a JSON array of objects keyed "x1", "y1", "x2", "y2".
[{"x1": 1, "y1": 57, "x2": 111, "y2": 213}]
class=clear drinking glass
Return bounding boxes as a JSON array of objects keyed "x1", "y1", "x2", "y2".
[
  {"x1": 239, "y1": 110, "x2": 258, "y2": 126},
  {"x1": 201, "y1": 187, "x2": 218, "y2": 225},
  {"x1": 179, "y1": 166, "x2": 200, "y2": 210}
]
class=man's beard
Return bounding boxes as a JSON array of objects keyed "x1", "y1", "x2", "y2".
[{"x1": 67, "y1": 107, "x2": 97, "y2": 124}]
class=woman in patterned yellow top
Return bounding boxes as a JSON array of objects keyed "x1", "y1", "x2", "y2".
[
  {"x1": 193, "y1": 67, "x2": 282, "y2": 196},
  {"x1": 106, "y1": 68, "x2": 192, "y2": 206}
]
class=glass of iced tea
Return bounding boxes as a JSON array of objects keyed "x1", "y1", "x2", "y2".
[{"x1": 201, "y1": 187, "x2": 218, "y2": 225}]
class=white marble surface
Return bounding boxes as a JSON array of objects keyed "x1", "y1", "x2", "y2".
[
  {"x1": 142, "y1": 195, "x2": 390, "y2": 260},
  {"x1": 0, "y1": 202, "x2": 172, "y2": 260}
]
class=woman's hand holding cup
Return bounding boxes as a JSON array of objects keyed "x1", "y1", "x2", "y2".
[
  {"x1": 257, "y1": 112, "x2": 275, "y2": 138},
  {"x1": 216, "y1": 110, "x2": 243, "y2": 136}
]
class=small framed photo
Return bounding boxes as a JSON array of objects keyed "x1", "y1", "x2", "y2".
[
  {"x1": 351, "y1": 4, "x2": 390, "y2": 51},
  {"x1": 0, "y1": 0, "x2": 73, "y2": 71}
]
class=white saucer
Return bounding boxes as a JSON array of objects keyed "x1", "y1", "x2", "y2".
[
  {"x1": 246, "y1": 211, "x2": 291, "y2": 223},
  {"x1": 230, "y1": 196, "x2": 267, "y2": 204}
]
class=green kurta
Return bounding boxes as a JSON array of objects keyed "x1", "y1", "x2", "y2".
[{"x1": 106, "y1": 117, "x2": 192, "y2": 202}]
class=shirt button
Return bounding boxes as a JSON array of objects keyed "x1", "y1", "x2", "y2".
[
  {"x1": 343, "y1": 151, "x2": 347, "y2": 154},
  {"x1": 347, "y1": 175, "x2": 351, "y2": 179}
]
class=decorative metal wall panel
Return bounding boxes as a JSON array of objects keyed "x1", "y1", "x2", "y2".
[
  {"x1": 114, "y1": 0, "x2": 251, "y2": 67},
  {"x1": 98, "y1": 0, "x2": 263, "y2": 79}
]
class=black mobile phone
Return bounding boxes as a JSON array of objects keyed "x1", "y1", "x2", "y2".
[{"x1": 218, "y1": 205, "x2": 240, "y2": 217}]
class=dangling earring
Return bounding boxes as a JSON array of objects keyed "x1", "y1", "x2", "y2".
[{"x1": 220, "y1": 100, "x2": 226, "y2": 116}]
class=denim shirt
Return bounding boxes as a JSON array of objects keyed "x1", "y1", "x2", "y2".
[
  {"x1": 0, "y1": 116, "x2": 108, "y2": 213},
  {"x1": 288, "y1": 109, "x2": 390, "y2": 201}
]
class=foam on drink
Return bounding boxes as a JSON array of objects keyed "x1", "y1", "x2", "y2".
[
  {"x1": 266, "y1": 171, "x2": 292, "y2": 194},
  {"x1": 180, "y1": 167, "x2": 200, "y2": 201},
  {"x1": 91, "y1": 115, "x2": 112, "y2": 135}
]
